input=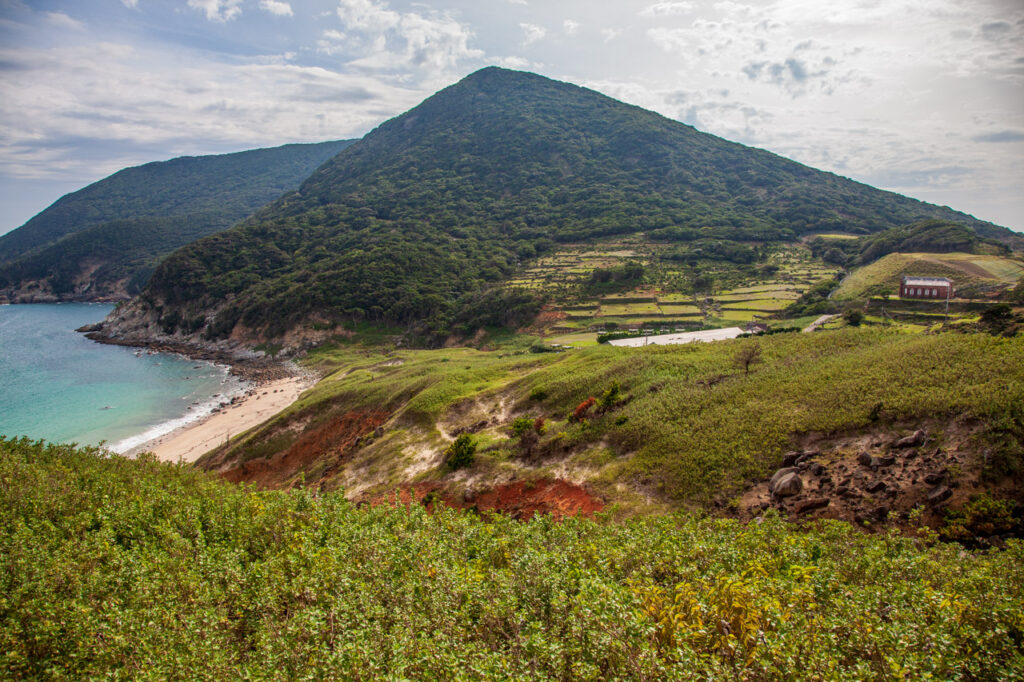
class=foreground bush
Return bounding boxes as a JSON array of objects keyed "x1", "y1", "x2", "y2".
[{"x1": 2, "y1": 437, "x2": 1022, "y2": 680}]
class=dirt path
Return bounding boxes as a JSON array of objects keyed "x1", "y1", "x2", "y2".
[{"x1": 803, "y1": 314, "x2": 837, "y2": 333}]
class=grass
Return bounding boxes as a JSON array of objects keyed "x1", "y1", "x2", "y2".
[
  {"x1": 212, "y1": 329, "x2": 1024, "y2": 509},
  {"x1": 4, "y1": 437, "x2": 1023, "y2": 680}
]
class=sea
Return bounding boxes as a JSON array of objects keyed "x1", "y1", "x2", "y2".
[{"x1": 0, "y1": 303, "x2": 245, "y2": 452}]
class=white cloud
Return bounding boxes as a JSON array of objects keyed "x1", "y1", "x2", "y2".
[
  {"x1": 0, "y1": 42, "x2": 426, "y2": 183},
  {"x1": 44, "y1": 11, "x2": 85, "y2": 31},
  {"x1": 187, "y1": 0, "x2": 243, "y2": 23},
  {"x1": 563, "y1": 20, "x2": 580, "y2": 36},
  {"x1": 493, "y1": 55, "x2": 542, "y2": 70},
  {"x1": 639, "y1": 2, "x2": 693, "y2": 17},
  {"x1": 329, "y1": 0, "x2": 482, "y2": 73},
  {"x1": 520, "y1": 23, "x2": 546, "y2": 45},
  {"x1": 601, "y1": 28, "x2": 621, "y2": 42},
  {"x1": 121, "y1": 0, "x2": 139, "y2": 8},
  {"x1": 258, "y1": 0, "x2": 293, "y2": 17}
]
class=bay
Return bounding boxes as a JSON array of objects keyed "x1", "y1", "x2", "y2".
[{"x1": 0, "y1": 303, "x2": 243, "y2": 451}]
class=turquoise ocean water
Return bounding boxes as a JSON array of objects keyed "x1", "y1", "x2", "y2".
[{"x1": 0, "y1": 303, "x2": 244, "y2": 451}]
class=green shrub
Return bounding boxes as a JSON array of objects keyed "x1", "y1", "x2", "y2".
[
  {"x1": 3, "y1": 437, "x2": 1024, "y2": 680},
  {"x1": 444, "y1": 433, "x2": 476, "y2": 469}
]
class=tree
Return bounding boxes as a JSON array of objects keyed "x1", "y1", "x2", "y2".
[
  {"x1": 843, "y1": 309, "x2": 864, "y2": 326},
  {"x1": 734, "y1": 344, "x2": 762, "y2": 376}
]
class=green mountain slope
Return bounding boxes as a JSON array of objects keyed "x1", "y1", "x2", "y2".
[
  {"x1": 0, "y1": 140, "x2": 352, "y2": 301},
  {"x1": 115, "y1": 67, "x2": 1013, "y2": 343}
]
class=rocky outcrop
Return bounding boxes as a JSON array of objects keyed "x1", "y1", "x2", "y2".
[{"x1": 740, "y1": 423, "x2": 1022, "y2": 535}]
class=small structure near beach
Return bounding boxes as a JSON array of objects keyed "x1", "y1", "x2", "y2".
[{"x1": 900, "y1": 276, "x2": 953, "y2": 300}]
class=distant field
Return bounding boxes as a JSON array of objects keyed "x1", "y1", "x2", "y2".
[
  {"x1": 657, "y1": 304, "x2": 703, "y2": 316},
  {"x1": 717, "y1": 309, "x2": 762, "y2": 322},
  {"x1": 835, "y1": 252, "x2": 1024, "y2": 300},
  {"x1": 720, "y1": 299, "x2": 792, "y2": 311},
  {"x1": 599, "y1": 302, "x2": 661, "y2": 316}
]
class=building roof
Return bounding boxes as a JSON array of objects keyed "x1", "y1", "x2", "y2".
[{"x1": 902, "y1": 276, "x2": 952, "y2": 287}]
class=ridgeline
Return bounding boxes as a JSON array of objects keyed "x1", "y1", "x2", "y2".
[{"x1": 0, "y1": 140, "x2": 352, "y2": 302}]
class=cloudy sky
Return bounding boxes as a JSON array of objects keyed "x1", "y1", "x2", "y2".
[{"x1": 1, "y1": 0, "x2": 1022, "y2": 234}]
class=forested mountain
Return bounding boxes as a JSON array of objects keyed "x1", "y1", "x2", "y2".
[
  {"x1": 110, "y1": 67, "x2": 1013, "y2": 342},
  {"x1": 0, "y1": 140, "x2": 352, "y2": 301}
]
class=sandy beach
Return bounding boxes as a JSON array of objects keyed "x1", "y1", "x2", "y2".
[{"x1": 128, "y1": 376, "x2": 312, "y2": 463}]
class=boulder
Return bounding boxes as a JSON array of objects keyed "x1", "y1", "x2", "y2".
[
  {"x1": 810, "y1": 463, "x2": 826, "y2": 476},
  {"x1": 857, "y1": 451, "x2": 873, "y2": 466},
  {"x1": 903, "y1": 448, "x2": 919, "y2": 460},
  {"x1": 894, "y1": 430, "x2": 925, "y2": 448},
  {"x1": 866, "y1": 480, "x2": 887, "y2": 493},
  {"x1": 874, "y1": 456, "x2": 896, "y2": 468},
  {"x1": 924, "y1": 472, "x2": 944, "y2": 485},
  {"x1": 928, "y1": 485, "x2": 952, "y2": 505},
  {"x1": 772, "y1": 472, "x2": 803, "y2": 498},
  {"x1": 769, "y1": 467, "x2": 798, "y2": 492},
  {"x1": 794, "y1": 497, "x2": 830, "y2": 514},
  {"x1": 781, "y1": 451, "x2": 801, "y2": 467}
]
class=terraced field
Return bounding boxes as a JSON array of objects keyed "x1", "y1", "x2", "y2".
[{"x1": 511, "y1": 238, "x2": 841, "y2": 334}]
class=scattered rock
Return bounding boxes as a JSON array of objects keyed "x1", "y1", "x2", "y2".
[
  {"x1": 873, "y1": 505, "x2": 890, "y2": 520},
  {"x1": 857, "y1": 451, "x2": 873, "y2": 466},
  {"x1": 874, "y1": 456, "x2": 896, "y2": 468},
  {"x1": 794, "y1": 497, "x2": 830, "y2": 514},
  {"x1": 894, "y1": 430, "x2": 925, "y2": 448},
  {"x1": 924, "y1": 472, "x2": 944, "y2": 485},
  {"x1": 772, "y1": 472, "x2": 803, "y2": 498},
  {"x1": 903, "y1": 448, "x2": 918, "y2": 460},
  {"x1": 374, "y1": 426, "x2": 384, "y2": 438},
  {"x1": 927, "y1": 485, "x2": 952, "y2": 505},
  {"x1": 810, "y1": 463, "x2": 826, "y2": 476},
  {"x1": 866, "y1": 480, "x2": 887, "y2": 494},
  {"x1": 782, "y1": 451, "x2": 801, "y2": 467}
]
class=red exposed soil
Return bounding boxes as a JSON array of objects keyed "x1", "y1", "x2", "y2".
[
  {"x1": 219, "y1": 409, "x2": 390, "y2": 488},
  {"x1": 364, "y1": 478, "x2": 605, "y2": 520}
]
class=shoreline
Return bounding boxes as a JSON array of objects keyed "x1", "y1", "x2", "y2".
[
  {"x1": 124, "y1": 375, "x2": 314, "y2": 463},
  {"x1": 76, "y1": 324, "x2": 317, "y2": 463}
]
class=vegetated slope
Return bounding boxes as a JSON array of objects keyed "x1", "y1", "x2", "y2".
[
  {"x1": 4, "y1": 437, "x2": 1023, "y2": 680},
  {"x1": 199, "y1": 329, "x2": 1024, "y2": 529},
  {"x1": 111, "y1": 67, "x2": 1011, "y2": 346},
  {"x1": 807, "y1": 218, "x2": 1017, "y2": 269},
  {"x1": 833, "y1": 252, "x2": 1024, "y2": 300},
  {"x1": 0, "y1": 140, "x2": 352, "y2": 302}
]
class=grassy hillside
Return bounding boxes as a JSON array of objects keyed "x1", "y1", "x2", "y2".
[
  {"x1": 3, "y1": 436, "x2": 1022, "y2": 679},
  {"x1": 0, "y1": 140, "x2": 352, "y2": 300},
  {"x1": 834, "y1": 252, "x2": 1024, "y2": 300},
  {"x1": 123, "y1": 67, "x2": 1010, "y2": 343},
  {"x1": 200, "y1": 329, "x2": 1024, "y2": 513}
]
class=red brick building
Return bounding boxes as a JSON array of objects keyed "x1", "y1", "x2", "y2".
[{"x1": 900, "y1": 276, "x2": 953, "y2": 299}]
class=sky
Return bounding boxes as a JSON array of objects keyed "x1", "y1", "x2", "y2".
[{"x1": 1, "y1": 0, "x2": 1022, "y2": 235}]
